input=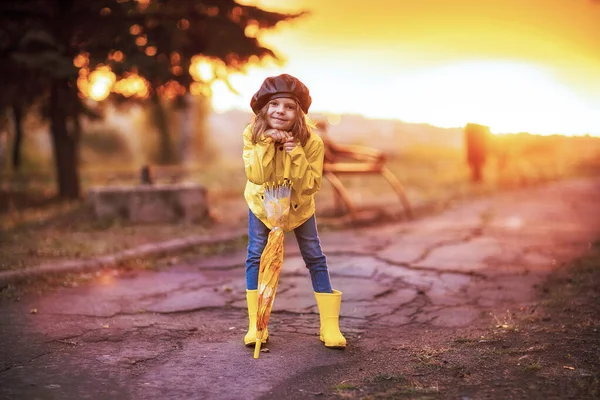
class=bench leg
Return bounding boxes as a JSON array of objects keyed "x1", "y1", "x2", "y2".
[
  {"x1": 380, "y1": 167, "x2": 413, "y2": 218},
  {"x1": 324, "y1": 172, "x2": 357, "y2": 219}
]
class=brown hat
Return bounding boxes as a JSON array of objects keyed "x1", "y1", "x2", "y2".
[{"x1": 250, "y1": 74, "x2": 312, "y2": 114}]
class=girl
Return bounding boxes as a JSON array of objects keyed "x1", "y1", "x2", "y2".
[{"x1": 242, "y1": 74, "x2": 346, "y2": 349}]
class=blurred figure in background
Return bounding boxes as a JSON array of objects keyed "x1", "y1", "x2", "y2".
[{"x1": 464, "y1": 123, "x2": 491, "y2": 183}]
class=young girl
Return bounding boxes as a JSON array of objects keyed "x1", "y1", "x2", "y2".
[{"x1": 242, "y1": 74, "x2": 346, "y2": 349}]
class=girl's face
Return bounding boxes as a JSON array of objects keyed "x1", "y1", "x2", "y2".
[{"x1": 266, "y1": 97, "x2": 297, "y2": 131}]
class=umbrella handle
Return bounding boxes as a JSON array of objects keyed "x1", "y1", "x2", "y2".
[
  {"x1": 283, "y1": 153, "x2": 292, "y2": 181},
  {"x1": 253, "y1": 330, "x2": 265, "y2": 358}
]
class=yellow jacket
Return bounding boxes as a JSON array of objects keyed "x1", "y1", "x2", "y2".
[{"x1": 243, "y1": 124, "x2": 324, "y2": 232}]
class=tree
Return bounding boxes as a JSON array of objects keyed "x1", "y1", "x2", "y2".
[
  {"x1": 0, "y1": 20, "x2": 54, "y2": 171},
  {"x1": 0, "y1": 0, "x2": 304, "y2": 198}
]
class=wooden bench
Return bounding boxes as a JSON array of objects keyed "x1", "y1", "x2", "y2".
[{"x1": 320, "y1": 136, "x2": 413, "y2": 220}]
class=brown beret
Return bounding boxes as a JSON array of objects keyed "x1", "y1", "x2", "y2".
[{"x1": 250, "y1": 74, "x2": 312, "y2": 114}]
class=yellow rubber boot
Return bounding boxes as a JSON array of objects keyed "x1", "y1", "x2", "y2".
[
  {"x1": 314, "y1": 289, "x2": 347, "y2": 348},
  {"x1": 244, "y1": 289, "x2": 268, "y2": 346}
]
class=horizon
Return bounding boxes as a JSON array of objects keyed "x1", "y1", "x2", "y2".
[{"x1": 211, "y1": 106, "x2": 600, "y2": 138}]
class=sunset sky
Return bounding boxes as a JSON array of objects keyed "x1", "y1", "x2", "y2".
[{"x1": 211, "y1": 0, "x2": 600, "y2": 136}]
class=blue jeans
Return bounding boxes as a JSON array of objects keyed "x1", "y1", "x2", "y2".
[{"x1": 245, "y1": 210, "x2": 333, "y2": 293}]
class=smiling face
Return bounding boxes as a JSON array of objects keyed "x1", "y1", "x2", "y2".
[{"x1": 266, "y1": 97, "x2": 298, "y2": 131}]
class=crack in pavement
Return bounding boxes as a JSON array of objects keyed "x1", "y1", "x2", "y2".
[
  {"x1": 0, "y1": 351, "x2": 54, "y2": 374},
  {"x1": 120, "y1": 345, "x2": 182, "y2": 369},
  {"x1": 44, "y1": 323, "x2": 197, "y2": 345},
  {"x1": 376, "y1": 258, "x2": 489, "y2": 279},
  {"x1": 408, "y1": 227, "x2": 485, "y2": 266}
]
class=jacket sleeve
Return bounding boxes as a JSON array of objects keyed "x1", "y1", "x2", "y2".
[
  {"x1": 287, "y1": 134, "x2": 324, "y2": 201},
  {"x1": 243, "y1": 125, "x2": 275, "y2": 185}
]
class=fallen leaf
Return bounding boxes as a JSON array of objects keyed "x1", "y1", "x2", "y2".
[
  {"x1": 30, "y1": 308, "x2": 38, "y2": 314},
  {"x1": 45, "y1": 384, "x2": 61, "y2": 389},
  {"x1": 56, "y1": 339, "x2": 78, "y2": 346},
  {"x1": 103, "y1": 324, "x2": 110, "y2": 328},
  {"x1": 563, "y1": 366, "x2": 575, "y2": 370}
]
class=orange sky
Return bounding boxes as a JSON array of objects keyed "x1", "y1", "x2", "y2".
[{"x1": 215, "y1": 0, "x2": 600, "y2": 135}]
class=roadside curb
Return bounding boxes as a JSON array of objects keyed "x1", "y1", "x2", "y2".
[
  {"x1": 0, "y1": 228, "x2": 248, "y2": 287},
  {"x1": 0, "y1": 202, "x2": 424, "y2": 288},
  {"x1": 0, "y1": 199, "x2": 435, "y2": 288}
]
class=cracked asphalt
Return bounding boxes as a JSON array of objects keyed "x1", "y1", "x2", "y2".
[{"x1": 1, "y1": 177, "x2": 599, "y2": 400}]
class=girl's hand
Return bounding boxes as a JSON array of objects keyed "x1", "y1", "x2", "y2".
[
  {"x1": 264, "y1": 129, "x2": 289, "y2": 143},
  {"x1": 283, "y1": 136, "x2": 298, "y2": 153}
]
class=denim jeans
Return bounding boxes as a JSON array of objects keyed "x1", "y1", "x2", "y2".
[{"x1": 245, "y1": 209, "x2": 333, "y2": 293}]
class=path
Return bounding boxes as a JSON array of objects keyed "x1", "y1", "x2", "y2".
[{"x1": 1, "y1": 177, "x2": 599, "y2": 399}]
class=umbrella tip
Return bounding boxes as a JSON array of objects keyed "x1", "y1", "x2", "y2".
[{"x1": 253, "y1": 340, "x2": 262, "y2": 358}]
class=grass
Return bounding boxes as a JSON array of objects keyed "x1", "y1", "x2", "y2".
[
  {"x1": 520, "y1": 358, "x2": 542, "y2": 372},
  {"x1": 371, "y1": 376, "x2": 439, "y2": 399},
  {"x1": 452, "y1": 337, "x2": 478, "y2": 345},
  {"x1": 490, "y1": 309, "x2": 520, "y2": 332},
  {"x1": 333, "y1": 374, "x2": 440, "y2": 400},
  {"x1": 333, "y1": 382, "x2": 357, "y2": 391},
  {"x1": 414, "y1": 346, "x2": 450, "y2": 368},
  {"x1": 0, "y1": 203, "x2": 220, "y2": 272},
  {"x1": 1, "y1": 136, "x2": 600, "y2": 276}
]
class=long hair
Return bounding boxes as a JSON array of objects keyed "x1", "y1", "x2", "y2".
[{"x1": 251, "y1": 100, "x2": 315, "y2": 146}]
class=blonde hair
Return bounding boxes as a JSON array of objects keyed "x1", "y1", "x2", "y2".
[{"x1": 251, "y1": 100, "x2": 315, "y2": 147}]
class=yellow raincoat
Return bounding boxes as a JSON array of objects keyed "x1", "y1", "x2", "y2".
[{"x1": 243, "y1": 124, "x2": 324, "y2": 232}]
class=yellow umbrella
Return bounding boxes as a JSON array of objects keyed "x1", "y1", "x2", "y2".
[{"x1": 253, "y1": 156, "x2": 292, "y2": 359}]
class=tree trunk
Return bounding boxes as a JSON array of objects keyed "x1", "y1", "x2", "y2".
[
  {"x1": 192, "y1": 94, "x2": 216, "y2": 164},
  {"x1": 11, "y1": 104, "x2": 23, "y2": 170},
  {"x1": 49, "y1": 80, "x2": 80, "y2": 199},
  {"x1": 176, "y1": 94, "x2": 193, "y2": 166},
  {"x1": 151, "y1": 93, "x2": 176, "y2": 165}
]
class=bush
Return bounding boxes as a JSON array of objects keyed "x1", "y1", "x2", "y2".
[{"x1": 80, "y1": 128, "x2": 132, "y2": 166}]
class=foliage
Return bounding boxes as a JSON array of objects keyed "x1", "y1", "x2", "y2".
[
  {"x1": 0, "y1": 0, "x2": 305, "y2": 197},
  {"x1": 0, "y1": 0, "x2": 304, "y2": 112}
]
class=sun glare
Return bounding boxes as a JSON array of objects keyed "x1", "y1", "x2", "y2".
[
  {"x1": 189, "y1": 56, "x2": 215, "y2": 82},
  {"x1": 209, "y1": 60, "x2": 600, "y2": 136},
  {"x1": 386, "y1": 61, "x2": 600, "y2": 135},
  {"x1": 232, "y1": 0, "x2": 600, "y2": 137},
  {"x1": 69, "y1": 0, "x2": 600, "y2": 137},
  {"x1": 81, "y1": 56, "x2": 600, "y2": 137},
  {"x1": 80, "y1": 56, "x2": 224, "y2": 102}
]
